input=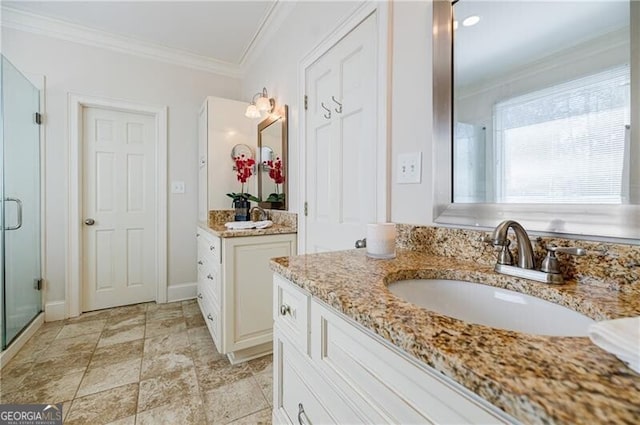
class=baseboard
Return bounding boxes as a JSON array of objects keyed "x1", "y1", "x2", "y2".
[
  {"x1": 45, "y1": 300, "x2": 66, "y2": 322},
  {"x1": 167, "y1": 282, "x2": 197, "y2": 302},
  {"x1": 0, "y1": 313, "x2": 44, "y2": 368}
]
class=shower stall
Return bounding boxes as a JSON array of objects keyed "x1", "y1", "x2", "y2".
[{"x1": 1, "y1": 55, "x2": 43, "y2": 351}]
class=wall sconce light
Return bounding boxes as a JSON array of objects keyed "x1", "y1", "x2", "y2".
[{"x1": 245, "y1": 87, "x2": 275, "y2": 118}]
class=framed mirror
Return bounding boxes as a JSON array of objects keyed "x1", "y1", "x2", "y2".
[
  {"x1": 432, "y1": 0, "x2": 640, "y2": 242},
  {"x1": 257, "y1": 105, "x2": 288, "y2": 210}
]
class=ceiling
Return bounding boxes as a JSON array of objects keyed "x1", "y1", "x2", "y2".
[{"x1": 3, "y1": 1, "x2": 277, "y2": 65}]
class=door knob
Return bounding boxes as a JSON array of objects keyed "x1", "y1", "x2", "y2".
[{"x1": 84, "y1": 218, "x2": 95, "y2": 225}]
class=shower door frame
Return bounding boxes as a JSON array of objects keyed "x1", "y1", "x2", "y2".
[{"x1": 0, "y1": 71, "x2": 46, "y2": 360}]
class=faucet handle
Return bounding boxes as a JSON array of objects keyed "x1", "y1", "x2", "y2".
[{"x1": 540, "y1": 244, "x2": 586, "y2": 274}]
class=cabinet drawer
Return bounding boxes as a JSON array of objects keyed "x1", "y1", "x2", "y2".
[
  {"x1": 198, "y1": 290, "x2": 221, "y2": 349},
  {"x1": 310, "y1": 300, "x2": 512, "y2": 424},
  {"x1": 274, "y1": 275, "x2": 310, "y2": 355},
  {"x1": 198, "y1": 230, "x2": 221, "y2": 264},
  {"x1": 274, "y1": 329, "x2": 364, "y2": 425}
]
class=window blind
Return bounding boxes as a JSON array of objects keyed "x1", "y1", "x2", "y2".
[{"x1": 494, "y1": 65, "x2": 630, "y2": 204}]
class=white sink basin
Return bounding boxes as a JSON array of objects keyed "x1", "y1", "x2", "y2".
[{"x1": 388, "y1": 279, "x2": 595, "y2": 337}]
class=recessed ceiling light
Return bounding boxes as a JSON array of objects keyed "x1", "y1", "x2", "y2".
[
  {"x1": 462, "y1": 15, "x2": 480, "y2": 27},
  {"x1": 453, "y1": 20, "x2": 459, "y2": 30}
]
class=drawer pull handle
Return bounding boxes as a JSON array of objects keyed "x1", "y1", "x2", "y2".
[
  {"x1": 197, "y1": 293, "x2": 203, "y2": 299},
  {"x1": 280, "y1": 304, "x2": 291, "y2": 316},
  {"x1": 197, "y1": 260, "x2": 203, "y2": 265},
  {"x1": 197, "y1": 233, "x2": 200, "y2": 237},
  {"x1": 207, "y1": 314, "x2": 214, "y2": 321},
  {"x1": 207, "y1": 274, "x2": 214, "y2": 280},
  {"x1": 298, "y1": 403, "x2": 309, "y2": 425}
]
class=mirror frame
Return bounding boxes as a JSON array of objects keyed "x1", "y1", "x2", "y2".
[
  {"x1": 432, "y1": 0, "x2": 640, "y2": 243},
  {"x1": 257, "y1": 104, "x2": 288, "y2": 210}
]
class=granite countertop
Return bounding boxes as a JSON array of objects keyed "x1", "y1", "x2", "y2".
[
  {"x1": 270, "y1": 248, "x2": 640, "y2": 425},
  {"x1": 198, "y1": 221, "x2": 297, "y2": 238}
]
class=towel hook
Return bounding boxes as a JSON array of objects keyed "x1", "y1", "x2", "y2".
[
  {"x1": 321, "y1": 102, "x2": 332, "y2": 119},
  {"x1": 331, "y1": 96, "x2": 343, "y2": 113}
]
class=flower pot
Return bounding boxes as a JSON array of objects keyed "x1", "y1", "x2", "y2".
[{"x1": 233, "y1": 198, "x2": 250, "y2": 221}]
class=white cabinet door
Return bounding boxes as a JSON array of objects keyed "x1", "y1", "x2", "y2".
[{"x1": 304, "y1": 13, "x2": 378, "y2": 253}]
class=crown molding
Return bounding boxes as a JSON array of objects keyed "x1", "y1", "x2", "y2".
[
  {"x1": 239, "y1": 0, "x2": 297, "y2": 74},
  {"x1": 1, "y1": 6, "x2": 243, "y2": 78}
]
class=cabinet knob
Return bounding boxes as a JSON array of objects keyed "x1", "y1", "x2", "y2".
[
  {"x1": 297, "y1": 403, "x2": 309, "y2": 425},
  {"x1": 197, "y1": 260, "x2": 203, "y2": 265},
  {"x1": 197, "y1": 293, "x2": 203, "y2": 299},
  {"x1": 280, "y1": 304, "x2": 291, "y2": 316},
  {"x1": 207, "y1": 274, "x2": 214, "y2": 280},
  {"x1": 210, "y1": 245, "x2": 215, "y2": 251},
  {"x1": 207, "y1": 314, "x2": 214, "y2": 321}
]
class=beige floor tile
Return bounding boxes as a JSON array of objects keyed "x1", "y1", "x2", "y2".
[
  {"x1": 110, "y1": 303, "x2": 148, "y2": 316},
  {"x1": 62, "y1": 400, "x2": 72, "y2": 421},
  {"x1": 39, "y1": 332, "x2": 100, "y2": 361},
  {"x1": 191, "y1": 344, "x2": 226, "y2": 369},
  {"x1": 56, "y1": 319, "x2": 107, "y2": 340},
  {"x1": 143, "y1": 332, "x2": 190, "y2": 357},
  {"x1": 65, "y1": 309, "x2": 113, "y2": 324},
  {"x1": 1, "y1": 371, "x2": 84, "y2": 404},
  {"x1": 147, "y1": 301, "x2": 183, "y2": 312},
  {"x1": 196, "y1": 358, "x2": 253, "y2": 393},
  {"x1": 228, "y1": 408, "x2": 273, "y2": 425},
  {"x1": 76, "y1": 359, "x2": 141, "y2": 397},
  {"x1": 0, "y1": 362, "x2": 33, "y2": 395},
  {"x1": 97, "y1": 324, "x2": 145, "y2": 348},
  {"x1": 254, "y1": 372, "x2": 273, "y2": 407},
  {"x1": 147, "y1": 307, "x2": 184, "y2": 322},
  {"x1": 145, "y1": 316, "x2": 186, "y2": 338},
  {"x1": 182, "y1": 301, "x2": 201, "y2": 317},
  {"x1": 186, "y1": 313, "x2": 206, "y2": 329},
  {"x1": 105, "y1": 415, "x2": 136, "y2": 425},
  {"x1": 33, "y1": 322, "x2": 64, "y2": 341},
  {"x1": 248, "y1": 355, "x2": 273, "y2": 375},
  {"x1": 65, "y1": 383, "x2": 138, "y2": 425},
  {"x1": 187, "y1": 326, "x2": 217, "y2": 349},
  {"x1": 90, "y1": 339, "x2": 144, "y2": 369},
  {"x1": 202, "y1": 377, "x2": 268, "y2": 424},
  {"x1": 138, "y1": 366, "x2": 200, "y2": 412},
  {"x1": 140, "y1": 346, "x2": 194, "y2": 380},
  {"x1": 30, "y1": 350, "x2": 92, "y2": 380},
  {"x1": 105, "y1": 313, "x2": 146, "y2": 331},
  {"x1": 136, "y1": 395, "x2": 206, "y2": 425}
]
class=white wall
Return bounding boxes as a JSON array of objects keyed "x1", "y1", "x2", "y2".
[
  {"x1": 241, "y1": 0, "x2": 434, "y2": 225},
  {"x1": 1, "y1": 28, "x2": 242, "y2": 311}
]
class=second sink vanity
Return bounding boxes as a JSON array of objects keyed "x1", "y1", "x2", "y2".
[{"x1": 270, "y1": 224, "x2": 640, "y2": 424}]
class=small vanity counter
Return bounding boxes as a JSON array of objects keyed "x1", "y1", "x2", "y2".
[
  {"x1": 270, "y1": 240, "x2": 640, "y2": 424},
  {"x1": 199, "y1": 209, "x2": 297, "y2": 239}
]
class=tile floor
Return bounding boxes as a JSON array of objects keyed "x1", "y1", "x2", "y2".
[{"x1": 0, "y1": 300, "x2": 273, "y2": 424}]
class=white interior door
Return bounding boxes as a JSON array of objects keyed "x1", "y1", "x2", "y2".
[
  {"x1": 82, "y1": 107, "x2": 157, "y2": 311},
  {"x1": 305, "y1": 13, "x2": 378, "y2": 253}
]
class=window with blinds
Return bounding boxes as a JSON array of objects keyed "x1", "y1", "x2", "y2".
[{"x1": 494, "y1": 65, "x2": 630, "y2": 204}]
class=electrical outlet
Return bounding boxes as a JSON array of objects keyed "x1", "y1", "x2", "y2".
[
  {"x1": 397, "y1": 152, "x2": 422, "y2": 184},
  {"x1": 171, "y1": 181, "x2": 185, "y2": 194}
]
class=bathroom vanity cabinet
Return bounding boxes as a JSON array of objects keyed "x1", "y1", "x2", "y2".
[
  {"x1": 197, "y1": 226, "x2": 296, "y2": 364},
  {"x1": 272, "y1": 274, "x2": 515, "y2": 424}
]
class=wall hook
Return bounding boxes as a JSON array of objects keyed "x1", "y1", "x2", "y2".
[
  {"x1": 321, "y1": 102, "x2": 332, "y2": 119},
  {"x1": 331, "y1": 96, "x2": 343, "y2": 113}
]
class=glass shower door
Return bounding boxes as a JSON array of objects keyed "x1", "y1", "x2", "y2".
[{"x1": 1, "y1": 56, "x2": 42, "y2": 349}]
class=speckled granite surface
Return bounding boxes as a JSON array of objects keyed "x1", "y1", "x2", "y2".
[
  {"x1": 271, "y1": 227, "x2": 640, "y2": 424},
  {"x1": 202, "y1": 209, "x2": 297, "y2": 238}
]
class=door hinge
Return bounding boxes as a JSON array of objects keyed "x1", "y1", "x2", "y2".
[
  {"x1": 34, "y1": 112, "x2": 43, "y2": 125},
  {"x1": 34, "y1": 278, "x2": 43, "y2": 291},
  {"x1": 304, "y1": 202, "x2": 308, "y2": 217},
  {"x1": 304, "y1": 95, "x2": 308, "y2": 111}
]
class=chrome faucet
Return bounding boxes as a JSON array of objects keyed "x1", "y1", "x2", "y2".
[
  {"x1": 250, "y1": 206, "x2": 268, "y2": 221},
  {"x1": 490, "y1": 220, "x2": 535, "y2": 269}
]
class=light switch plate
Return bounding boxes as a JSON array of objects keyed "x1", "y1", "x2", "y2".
[
  {"x1": 171, "y1": 181, "x2": 185, "y2": 194},
  {"x1": 397, "y1": 152, "x2": 422, "y2": 184}
]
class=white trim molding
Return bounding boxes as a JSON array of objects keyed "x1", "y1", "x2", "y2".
[
  {"x1": 67, "y1": 94, "x2": 168, "y2": 318},
  {"x1": 0, "y1": 313, "x2": 44, "y2": 368},
  {"x1": 1, "y1": 6, "x2": 242, "y2": 78},
  {"x1": 167, "y1": 282, "x2": 198, "y2": 303},
  {"x1": 297, "y1": 0, "x2": 391, "y2": 253},
  {"x1": 44, "y1": 301, "x2": 66, "y2": 322}
]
